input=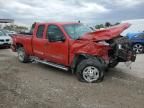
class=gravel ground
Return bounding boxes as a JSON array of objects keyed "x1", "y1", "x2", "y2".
[{"x1": 0, "y1": 49, "x2": 144, "y2": 108}]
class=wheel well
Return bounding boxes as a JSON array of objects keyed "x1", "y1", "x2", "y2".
[
  {"x1": 71, "y1": 54, "x2": 106, "y2": 73},
  {"x1": 132, "y1": 42, "x2": 143, "y2": 46},
  {"x1": 16, "y1": 43, "x2": 23, "y2": 49},
  {"x1": 71, "y1": 54, "x2": 89, "y2": 73},
  {"x1": 75, "y1": 55, "x2": 87, "y2": 66},
  {"x1": 132, "y1": 43, "x2": 144, "y2": 49}
]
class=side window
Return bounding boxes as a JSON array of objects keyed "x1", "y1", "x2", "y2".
[
  {"x1": 30, "y1": 23, "x2": 36, "y2": 35},
  {"x1": 46, "y1": 25, "x2": 65, "y2": 42},
  {"x1": 36, "y1": 25, "x2": 45, "y2": 38}
]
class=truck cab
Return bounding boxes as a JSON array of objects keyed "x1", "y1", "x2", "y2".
[{"x1": 11, "y1": 22, "x2": 136, "y2": 83}]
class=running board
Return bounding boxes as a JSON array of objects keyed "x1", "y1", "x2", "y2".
[{"x1": 35, "y1": 59, "x2": 69, "y2": 71}]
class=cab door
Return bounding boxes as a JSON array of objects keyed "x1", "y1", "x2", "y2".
[
  {"x1": 44, "y1": 24, "x2": 69, "y2": 65},
  {"x1": 32, "y1": 24, "x2": 46, "y2": 58}
]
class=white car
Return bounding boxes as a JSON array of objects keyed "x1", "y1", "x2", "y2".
[
  {"x1": 0, "y1": 30, "x2": 12, "y2": 47},
  {"x1": 2, "y1": 30, "x2": 16, "y2": 37}
]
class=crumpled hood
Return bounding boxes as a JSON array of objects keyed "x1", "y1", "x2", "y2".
[{"x1": 80, "y1": 23, "x2": 130, "y2": 41}]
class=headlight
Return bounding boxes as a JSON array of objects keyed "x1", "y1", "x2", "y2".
[{"x1": 97, "y1": 41, "x2": 109, "y2": 46}]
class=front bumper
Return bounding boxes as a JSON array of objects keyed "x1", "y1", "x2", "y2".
[
  {"x1": 116, "y1": 48, "x2": 136, "y2": 62},
  {"x1": 109, "y1": 37, "x2": 136, "y2": 62}
]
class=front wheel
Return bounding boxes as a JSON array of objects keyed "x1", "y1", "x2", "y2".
[{"x1": 76, "y1": 58, "x2": 104, "y2": 83}]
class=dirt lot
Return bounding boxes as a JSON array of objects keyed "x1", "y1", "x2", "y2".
[{"x1": 0, "y1": 49, "x2": 144, "y2": 108}]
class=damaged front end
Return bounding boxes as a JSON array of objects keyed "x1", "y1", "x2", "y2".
[
  {"x1": 106, "y1": 36, "x2": 136, "y2": 65},
  {"x1": 77, "y1": 23, "x2": 136, "y2": 67}
]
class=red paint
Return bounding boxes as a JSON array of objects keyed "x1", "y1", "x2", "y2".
[{"x1": 11, "y1": 22, "x2": 130, "y2": 66}]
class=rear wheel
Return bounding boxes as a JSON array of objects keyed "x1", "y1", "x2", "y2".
[
  {"x1": 133, "y1": 43, "x2": 143, "y2": 54},
  {"x1": 76, "y1": 58, "x2": 104, "y2": 83},
  {"x1": 17, "y1": 47, "x2": 29, "y2": 63}
]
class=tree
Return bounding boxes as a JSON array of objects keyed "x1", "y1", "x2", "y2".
[
  {"x1": 3, "y1": 25, "x2": 28, "y2": 33},
  {"x1": 95, "y1": 25, "x2": 100, "y2": 29},
  {"x1": 95, "y1": 24, "x2": 104, "y2": 29},
  {"x1": 99, "y1": 24, "x2": 104, "y2": 28},
  {"x1": 114, "y1": 22, "x2": 120, "y2": 25},
  {"x1": 105, "y1": 22, "x2": 111, "y2": 27}
]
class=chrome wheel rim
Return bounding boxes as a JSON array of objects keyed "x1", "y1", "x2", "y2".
[
  {"x1": 133, "y1": 44, "x2": 143, "y2": 54},
  {"x1": 18, "y1": 50, "x2": 24, "y2": 61},
  {"x1": 83, "y1": 66, "x2": 100, "y2": 83}
]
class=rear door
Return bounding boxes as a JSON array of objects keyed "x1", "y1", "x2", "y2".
[
  {"x1": 32, "y1": 24, "x2": 46, "y2": 58},
  {"x1": 44, "y1": 24, "x2": 69, "y2": 65}
]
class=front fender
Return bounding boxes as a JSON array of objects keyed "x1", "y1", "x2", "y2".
[{"x1": 69, "y1": 40, "x2": 110, "y2": 66}]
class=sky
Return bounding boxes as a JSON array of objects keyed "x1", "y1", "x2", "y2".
[{"x1": 0, "y1": 0, "x2": 144, "y2": 27}]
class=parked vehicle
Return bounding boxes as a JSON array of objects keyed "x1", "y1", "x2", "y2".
[
  {"x1": 121, "y1": 19, "x2": 144, "y2": 36},
  {"x1": 0, "y1": 30, "x2": 12, "y2": 47},
  {"x1": 127, "y1": 32, "x2": 144, "y2": 53},
  {"x1": 2, "y1": 29, "x2": 16, "y2": 37},
  {"x1": 11, "y1": 22, "x2": 136, "y2": 83}
]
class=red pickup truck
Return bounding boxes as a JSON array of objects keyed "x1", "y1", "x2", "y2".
[{"x1": 11, "y1": 22, "x2": 136, "y2": 83}]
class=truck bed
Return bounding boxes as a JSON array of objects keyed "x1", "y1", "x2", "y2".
[{"x1": 12, "y1": 34, "x2": 33, "y2": 55}]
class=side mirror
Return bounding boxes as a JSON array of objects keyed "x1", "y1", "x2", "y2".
[
  {"x1": 54, "y1": 35, "x2": 65, "y2": 42},
  {"x1": 48, "y1": 33, "x2": 65, "y2": 42}
]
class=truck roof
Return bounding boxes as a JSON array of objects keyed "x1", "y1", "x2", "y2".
[{"x1": 35, "y1": 22, "x2": 79, "y2": 25}]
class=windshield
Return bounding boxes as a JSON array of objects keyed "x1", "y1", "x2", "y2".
[
  {"x1": 3, "y1": 30, "x2": 10, "y2": 34},
  {"x1": 64, "y1": 24, "x2": 92, "y2": 39},
  {"x1": 0, "y1": 31, "x2": 5, "y2": 36}
]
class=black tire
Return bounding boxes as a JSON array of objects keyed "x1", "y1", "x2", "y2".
[
  {"x1": 76, "y1": 58, "x2": 105, "y2": 83},
  {"x1": 108, "y1": 61, "x2": 119, "y2": 68},
  {"x1": 17, "y1": 47, "x2": 29, "y2": 63}
]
